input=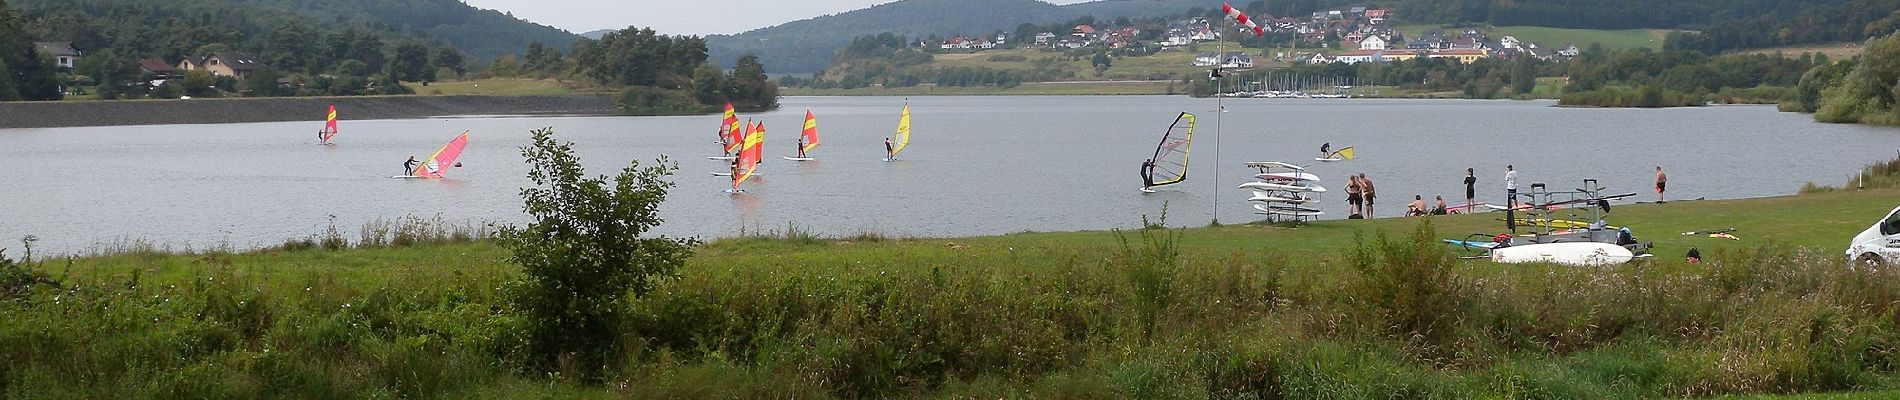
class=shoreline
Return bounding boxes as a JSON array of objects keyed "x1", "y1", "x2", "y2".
[{"x1": 0, "y1": 95, "x2": 618, "y2": 129}]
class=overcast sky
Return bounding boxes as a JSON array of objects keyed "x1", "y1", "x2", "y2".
[{"x1": 460, "y1": 0, "x2": 1096, "y2": 36}]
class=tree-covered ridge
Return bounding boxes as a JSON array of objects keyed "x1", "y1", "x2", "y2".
[
  {"x1": 1665, "y1": 0, "x2": 1900, "y2": 55},
  {"x1": 551, "y1": 27, "x2": 777, "y2": 115},
  {"x1": 706, "y1": 0, "x2": 1080, "y2": 73},
  {"x1": 1794, "y1": 32, "x2": 1900, "y2": 125},
  {"x1": 12, "y1": 0, "x2": 577, "y2": 61}
]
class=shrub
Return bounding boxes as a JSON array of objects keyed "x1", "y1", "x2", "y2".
[
  {"x1": 497, "y1": 127, "x2": 696, "y2": 382},
  {"x1": 1348, "y1": 219, "x2": 1464, "y2": 352}
]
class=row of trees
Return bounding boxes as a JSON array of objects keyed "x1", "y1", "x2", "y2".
[
  {"x1": 9, "y1": 0, "x2": 473, "y2": 99},
  {"x1": 488, "y1": 27, "x2": 777, "y2": 115},
  {"x1": 1664, "y1": 0, "x2": 1900, "y2": 55}
]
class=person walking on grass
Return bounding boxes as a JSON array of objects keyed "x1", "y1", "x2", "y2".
[{"x1": 1655, "y1": 166, "x2": 1667, "y2": 203}]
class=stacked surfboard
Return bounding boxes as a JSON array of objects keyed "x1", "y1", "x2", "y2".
[{"x1": 1238, "y1": 161, "x2": 1327, "y2": 219}]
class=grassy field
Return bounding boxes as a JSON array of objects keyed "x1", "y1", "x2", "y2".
[
  {"x1": 783, "y1": 80, "x2": 1177, "y2": 96},
  {"x1": 399, "y1": 78, "x2": 581, "y2": 96},
  {"x1": 6, "y1": 186, "x2": 1900, "y2": 398},
  {"x1": 1393, "y1": 25, "x2": 1667, "y2": 50}
]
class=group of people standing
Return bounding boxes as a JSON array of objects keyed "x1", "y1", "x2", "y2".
[{"x1": 1344, "y1": 164, "x2": 1668, "y2": 220}]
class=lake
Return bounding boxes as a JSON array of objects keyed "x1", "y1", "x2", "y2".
[{"x1": 2, "y1": 96, "x2": 1896, "y2": 255}]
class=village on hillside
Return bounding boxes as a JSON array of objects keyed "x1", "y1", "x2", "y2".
[{"x1": 923, "y1": 6, "x2": 1583, "y2": 70}]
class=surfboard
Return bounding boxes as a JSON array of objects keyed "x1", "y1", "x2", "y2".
[
  {"x1": 1140, "y1": 187, "x2": 1158, "y2": 193},
  {"x1": 1243, "y1": 161, "x2": 1306, "y2": 170},
  {"x1": 1248, "y1": 192, "x2": 1315, "y2": 204},
  {"x1": 711, "y1": 172, "x2": 764, "y2": 177},
  {"x1": 1239, "y1": 181, "x2": 1328, "y2": 193},
  {"x1": 1253, "y1": 203, "x2": 1324, "y2": 217},
  {"x1": 782, "y1": 156, "x2": 814, "y2": 161},
  {"x1": 1255, "y1": 172, "x2": 1320, "y2": 182},
  {"x1": 709, "y1": 156, "x2": 736, "y2": 160},
  {"x1": 1489, "y1": 242, "x2": 1635, "y2": 266},
  {"x1": 391, "y1": 175, "x2": 425, "y2": 179},
  {"x1": 1442, "y1": 239, "x2": 1502, "y2": 249},
  {"x1": 1314, "y1": 157, "x2": 1344, "y2": 162}
]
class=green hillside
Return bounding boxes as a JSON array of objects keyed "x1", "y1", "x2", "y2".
[{"x1": 707, "y1": 0, "x2": 1081, "y2": 73}]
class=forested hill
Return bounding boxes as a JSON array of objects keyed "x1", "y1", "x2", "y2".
[
  {"x1": 10, "y1": 0, "x2": 578, "y2": 61},
  {"x1": 706, "y1": 0, "x2": 1081, "y2": 74}
]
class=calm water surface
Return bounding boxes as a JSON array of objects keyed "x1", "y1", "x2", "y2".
[{"x1": 2, "y1": 96, "x2": 1896, "y2": 255}]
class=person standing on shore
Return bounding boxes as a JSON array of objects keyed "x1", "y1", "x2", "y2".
[
  {"x1": 1361, "y1": 173, "x2": 1377, "y2": 217},
  {"x1": 1463, "y1": 167, "x2": 1477, "y2": 212},
  {"x1": 1505, "y1": 164, "x2": 1519, "y2": 231},
  {"x1": 1655, "y1": 166, "x2": 1668, "y2": 203},
  {"x1": 1345, "y1": 174, "x2": 1364, "y2": 218}
]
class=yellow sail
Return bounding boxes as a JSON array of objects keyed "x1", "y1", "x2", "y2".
[
  {"x1": 1329, "y1": 146, "x2": 1356, "y2": 160},
  {"x1": 891, "y1": 104, "x2": 910, "y2": 157}
]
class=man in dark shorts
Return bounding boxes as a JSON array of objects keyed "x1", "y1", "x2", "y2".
[
  {"x1": 1360, "y1": 173, "x2": 1376, "y2": 217},
  {"x1": 1655, "y1": 166, "x2": 1667, "y2": 203},
  {"x1": 1345, "y1": 175, "x2": 1363, "y2": 218}
]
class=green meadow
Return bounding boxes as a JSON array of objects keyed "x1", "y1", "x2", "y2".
[{"x1": 5, "y1": 185, "x2": 1900, "y2": 398}]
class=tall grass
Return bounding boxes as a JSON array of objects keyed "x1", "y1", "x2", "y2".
[
  {"x1": 1803, "y1": 151, "x2": 1900, "y2": 193},
  {"x1": 6, "y1": 219, "x2": 1900, "y2": 397}
]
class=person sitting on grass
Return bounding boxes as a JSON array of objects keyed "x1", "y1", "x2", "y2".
[
  {"x1": 1432, "y1": 195, "x2": 1448, "y2": 215},
  {"x1": 1407, "y1": 194, "x2": 1426, "y2": 217}
]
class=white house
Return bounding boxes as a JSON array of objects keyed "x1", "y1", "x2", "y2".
[
  {"x1": 34, "y1": 42, "x2": 80, "y2": 69},
  {"x1": 1034, "y1": 32, "x2": 1057, "y2": 46},
  {"x1": 1358, "y1": 35, "x2": 1387, "y2": 50},
  {"x1": 1500, "y1": 35, "x2": 1522, "y2": 50}
]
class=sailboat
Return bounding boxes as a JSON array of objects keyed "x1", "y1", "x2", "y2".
[
  {"x1": 394, "y1": 130, "x2": 469, "y2": 179},
  {"x1": 1316, "y1": 146, "x2": 1356, "y2": 162},
  {"x1": 1140, "y1": 112, "x2": 1195, "y2": 193},
  {"x1": 785, "y1": 109, "x2": 818, "y2": 161},
  {"x1": 884, "y1": 103, "x2": 910, "y2": 162},
  {"x1": 726, "y1": 122, "x2": 763, "y2": 192},
  {"x1": 317, "y1": 104, "x2": 338, "y2": 145}
]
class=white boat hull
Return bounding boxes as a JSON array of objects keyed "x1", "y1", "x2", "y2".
[{"x1": 1489, "y1": 242, "x2": 1635, "y2": 266}]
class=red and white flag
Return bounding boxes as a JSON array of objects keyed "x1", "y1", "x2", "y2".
[{"x1": 1222, "y1": 3, "x2": 1265, "y2": 37}]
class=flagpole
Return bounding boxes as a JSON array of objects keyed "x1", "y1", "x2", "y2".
[{"x1": 1212, "y1": 28, "x2": 1224, "y2": 226}]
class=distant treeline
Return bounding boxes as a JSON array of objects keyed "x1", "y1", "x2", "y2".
[
  {"x1": 1557, "y1": 48, "x2": 1820, "y2": 107},
  {"x1": 1786, "y1": 32, "x2": 1900, "y2": 125},
  {"x1": 517, "y1": 27, "x2": 777, "y2": 115},
  {"x1": 1664, "y1": 0, "x2": 1900, "y2": 55}
]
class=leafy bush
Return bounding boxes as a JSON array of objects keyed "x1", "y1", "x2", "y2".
[{"x1": 497, "y1": 127, "x2": 696, "y2": 381}]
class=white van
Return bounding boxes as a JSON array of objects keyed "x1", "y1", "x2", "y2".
[{"x1": 1847, "y1": 205, "x2": 1900, "y2": 266}]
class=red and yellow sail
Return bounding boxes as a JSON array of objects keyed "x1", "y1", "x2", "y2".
[
  {"x1": 719, "y1": 103, "x2": 737, "y2": 147},
  {"x1": 733, "y1": 122, "x2": 764, "y2": 189},
  {"x1": 724, "y1": 116, "x2": 746, "y2": 155},
  {"x1": 800, "y1": 109, "x2": 819, "y2": 153},
  {"x1": 416, "y1": 130, "x2": 469, "y2": 179},
  {"x1": 321, "y1": 104, "x2": 339, "y2": 142}
]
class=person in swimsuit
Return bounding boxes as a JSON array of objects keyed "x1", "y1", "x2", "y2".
[{"x1": 1655, "y1": 166, "x2": 1667, "y2": 203}]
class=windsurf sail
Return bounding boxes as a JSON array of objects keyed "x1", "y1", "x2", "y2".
[
  {"x1": 320, "y1": 104, "x2": 338, "y2": 143},
  {"x1": 719, "y1": 103, "x2": 737, "y2": 145},
  {"x1": 891, "y1": 104, "x2": 910, "y2": 158},
  {"x1": 1147, "y1": 112, "x2": 1196, "y2": 188},
  {"x1": 734, "y1": 122, "x2": 763, "y2": 189},
  {"x1": 724, "y1": 115, "x2": 746, "y2": 155},
  {"x1": 1326, "y1": 146, "x2": 1356, "y2": 161},
  {"x1": 415, "y1": 130, "x2": 469, "y2": 179},
  {"x1": 800, "y1": 109, "x2": 819, "y2": 155}
]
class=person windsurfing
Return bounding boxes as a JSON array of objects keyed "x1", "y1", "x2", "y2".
[
  {"x1": 403, "y1": 156, "x2": 419, "y2": 176},
  {"x1": 1320, "y1": 142, "x2": 1331, "y2": 159},
  {"x1": 796, "y1": 136, "x2": 807, "y2": 158},
  {"x1": 1140, "y1": 158, "x2": 1156, "y2": 189},
  {"x1": 884, "y1": 137, "x2": 895, "y2": 161}
]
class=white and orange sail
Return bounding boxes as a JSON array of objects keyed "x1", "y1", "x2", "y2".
[
  {"x1": 320, "y1": 104, "x2": 339, "y2": 143},
  {"x1": 732, "y1": 122, "x2": 763, "y2": 190},
  {"x1": 799, "y1": 109, "x2": 818, "y2": 155},
  {"x1": 414, "y1": 130, "x2": 469, "y2": 179}
]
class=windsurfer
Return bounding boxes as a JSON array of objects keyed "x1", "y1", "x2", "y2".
[
  {"x1": 403, "y1": 156, "x2": 418, "y2": 176},
  {"x1": 1319, "y1": 142, "x2": 1331, "y2": 158},
  {"x1": 884, "y1": 137, "x2": 894, "y2": 160},
  {"x1": 797, "y1": 136, "x2": 807, "y2": 158},
  {"x1": 1140, "y1": 159, "x2": 1156, "y2": 188}
]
